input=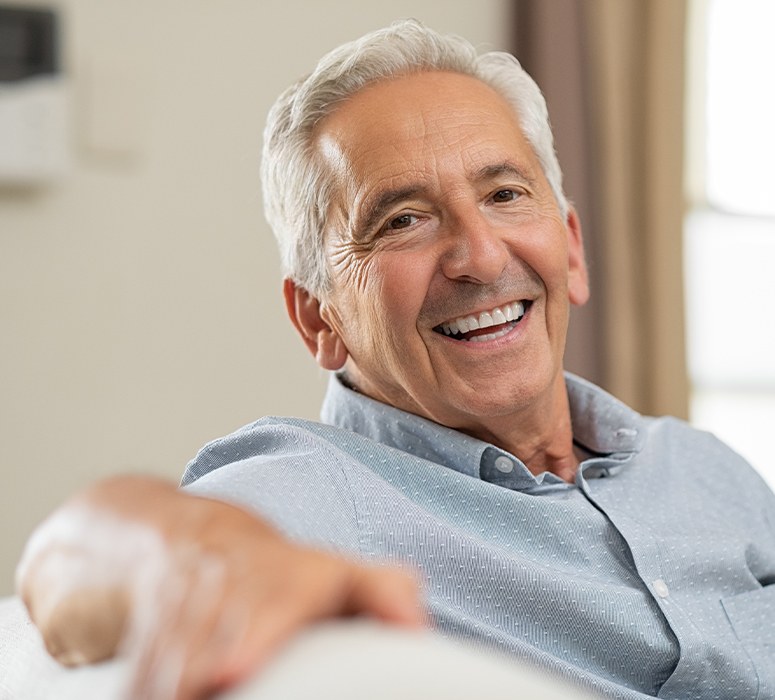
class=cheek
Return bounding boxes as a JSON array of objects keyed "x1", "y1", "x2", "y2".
[
  {"x1": 516, "y1": 220, "x2": 570, "y2": 289},
  {"x1": 373, "y1": 255, "x2": 433, "y2": 324},
  {"x1": 334, "y1": 256, "x2": 426, "y2": 353}
]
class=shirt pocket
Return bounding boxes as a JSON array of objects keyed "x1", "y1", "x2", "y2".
[{"x1": 721, "y1": 585, "x2": 775, "y2": 699}]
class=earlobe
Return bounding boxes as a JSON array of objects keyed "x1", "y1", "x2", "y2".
[
  {"x1": 283, "y1": 278, "x2": 348, "y2": 370},
  {"x1": 565, "y1": 207, "x2": 590, "y2": 306}
]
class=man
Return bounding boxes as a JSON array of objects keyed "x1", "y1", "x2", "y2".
[{"x1": 17, "y1": 19, "x2": 775, "y2": 700}]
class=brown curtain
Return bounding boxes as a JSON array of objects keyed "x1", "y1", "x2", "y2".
[{"x1": 512, "y1": 0, "x2": 689, "y2": 419}]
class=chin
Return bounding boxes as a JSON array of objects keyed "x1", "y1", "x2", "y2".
[
  {"x1": 440, "y1": 391, "x2": 530, "y2": 422},
  {"x1": 446, "y1": 371, "x2": 555, "y2": 416}
]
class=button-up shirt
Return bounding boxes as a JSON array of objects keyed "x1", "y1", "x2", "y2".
[{"x1": 182, "y1": 373, "x2": 775, "y2": 699}]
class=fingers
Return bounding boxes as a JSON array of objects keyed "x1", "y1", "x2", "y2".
[
  {"x1": 17, "y1": 497, "x2": 163, "y2": 667},
  {"x1": 128, "y1": 546, "x2": 426, "y2": 700},
  {"x1": 345, "y1": 564, "x2": 426, "y2": 627},
  {"x1": 40, "y1": 585, "x2": 129, "y2": 666},
  {"x1": 125, "y1": 545, "x2": 234, "y2": 700},
  {"x1": 203, "y1": 554, "x2": 425, "y2": 694}
]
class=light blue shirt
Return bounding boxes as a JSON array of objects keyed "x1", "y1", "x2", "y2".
[{"x1": 182, "y1": 373, "x2": 775, "y2": 699}]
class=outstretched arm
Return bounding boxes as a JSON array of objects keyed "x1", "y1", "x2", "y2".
[{"x1": 16, "y1": 475, "x2": 424, "y2": 700}]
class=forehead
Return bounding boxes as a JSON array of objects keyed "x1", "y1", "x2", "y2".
[{"x1": 315, "y1": 71, "x2": 540, "y2": 196}]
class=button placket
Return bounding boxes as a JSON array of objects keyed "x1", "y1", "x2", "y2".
[{"x1": 652, "y1": 578, "x2": 670, "y2": 599}]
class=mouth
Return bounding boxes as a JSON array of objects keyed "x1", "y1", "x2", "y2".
[{"x1": 432, "y1": 300, "x2": 531, "y2": 342}]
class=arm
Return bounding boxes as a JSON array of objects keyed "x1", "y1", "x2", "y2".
[{"x1": 16, "y1": 475, "x2": 424, "y2": 700}]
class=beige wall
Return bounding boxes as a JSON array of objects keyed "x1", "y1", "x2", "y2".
[{"x1": 0, "y1": 1, "x2": 511, "y2": 594}]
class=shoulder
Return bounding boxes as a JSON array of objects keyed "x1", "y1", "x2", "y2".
[
  {"x1": 638, "y1": 414, "x2": 775, "y2": 519},
  {"x1": 640, "y1": 413, "x2": 750, "y2": 472},
  {"x1": 181, "y1": 416, "x2": 371, "y2": 485},
  {"x1": 179, "y1": 417, "x2": 380, "y2": 553}
]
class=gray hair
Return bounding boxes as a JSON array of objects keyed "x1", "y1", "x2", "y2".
[{"x1": 261, "y1": 19, "x2": 567, "y2": 297}]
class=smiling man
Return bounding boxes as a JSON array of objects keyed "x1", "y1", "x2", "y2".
[
  {"x1": 17, "y1": 19, "x2": 775, "y2": 700},
  {"x1": 293, "y1": 69, "x2": 588, "y2": 480}
]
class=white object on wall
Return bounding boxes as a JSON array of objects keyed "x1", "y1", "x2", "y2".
[{"x1": 0, "y1": 75, "x2": 69, "y2": 184}]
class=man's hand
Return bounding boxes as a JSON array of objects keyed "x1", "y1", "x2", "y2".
[{"x1": 16, "y1": 476, "x2": 424, "y2": 700}]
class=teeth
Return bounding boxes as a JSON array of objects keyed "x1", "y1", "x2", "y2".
[
  {"x1": 478, "y1": 311, "x2": 493, "y2": 328},
  {"x1": 468, "y1": 325, "x2": 512, "y2": 343},
  {"x1": 491, "y1": 308, "x2": 507, "y2": 325},
  {"x1": 437, "y1": 300, "x2": 527, "y2": 337}
]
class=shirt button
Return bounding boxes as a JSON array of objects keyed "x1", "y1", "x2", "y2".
[
  {"x1": 652, "y1": 579, "x2": 670, "y2": 598},
  {"x1": 494, "y1": 456, "x2": 514, "y2": 473}
]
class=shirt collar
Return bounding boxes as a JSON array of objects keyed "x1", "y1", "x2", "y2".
[
  {"x1": 320, "y1": 372, "x2": 644, "y2": 487},
  {"x1": 320, "y1": 374, "x2": 487, "y2": 480},
  {"x1": 564, "y1": 373, "x2": 644, "y2": 456}
]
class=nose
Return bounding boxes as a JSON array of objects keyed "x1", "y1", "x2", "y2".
[{"x1": 439, "y1": 208, "x2": 510, "y2": 284}]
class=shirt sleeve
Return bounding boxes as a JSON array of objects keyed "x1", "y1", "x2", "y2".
[{"x1": 180, "y1": 419, "x2": 363, "y2": 556}]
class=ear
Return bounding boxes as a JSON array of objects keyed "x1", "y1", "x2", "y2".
[
  {"x1": 283, "y1": 278, "x2": 348, "y2": 371},
  {"x1": 565, "y1": 206, "x2": 590, "y2": 306}
]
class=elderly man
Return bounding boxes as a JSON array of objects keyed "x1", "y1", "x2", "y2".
[{"x1": 17, "y1": 19, "x2": 775, "y2": 700}]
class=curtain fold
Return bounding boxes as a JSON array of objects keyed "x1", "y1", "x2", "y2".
[{"x1": 513, "y1": 0, "x2": 689, "y2": 419}]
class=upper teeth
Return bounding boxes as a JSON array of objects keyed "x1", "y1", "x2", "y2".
[{"x1": 440, "y1": 301, "x2": 525, "y2": 336}]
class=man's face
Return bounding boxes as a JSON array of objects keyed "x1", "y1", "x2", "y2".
[{"x1": 309, "y1": 71, "x2": 588, "y2": 434}]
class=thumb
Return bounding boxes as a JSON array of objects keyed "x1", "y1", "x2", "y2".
[{"x1": 346, "y1": 564, "x2": 426, "y2": 627}]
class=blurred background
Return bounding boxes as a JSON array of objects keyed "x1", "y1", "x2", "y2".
[{"x1": 1, "y1": 0, "x2": 773, "y2": 595}]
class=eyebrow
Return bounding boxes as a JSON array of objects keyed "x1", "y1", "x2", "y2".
[
  {"x1": 354, "y1": 161, "x2": 536, "y2": 238},
  {"x1": 471, "y1": 161, "x2": 537, "y2": 187},
  {"x1": 357, "y1": 185, "x2": 426, "y2": 238}
]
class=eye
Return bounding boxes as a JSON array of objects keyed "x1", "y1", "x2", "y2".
[
  {"x1": 492, "y1": 189, "x2": 519, "y2": 203},
  {"x1": 385, "y1": 213, "x2": 418, "y2": 231}
]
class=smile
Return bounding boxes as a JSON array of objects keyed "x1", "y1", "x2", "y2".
[{"x1": 433, "y1": 300, "x2": 530, "y2": 342}]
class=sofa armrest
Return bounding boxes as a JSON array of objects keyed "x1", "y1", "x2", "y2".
[
  {"x1": 0, "y1": 596, "x2": 130, "y2": 699},
  {"x1": 0, "y1": 596, "x2": 591, "y2": 699}
]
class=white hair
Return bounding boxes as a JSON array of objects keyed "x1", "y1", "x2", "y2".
[{"x1": 261, "y1": 19, "x2": 567, "y2": 297}]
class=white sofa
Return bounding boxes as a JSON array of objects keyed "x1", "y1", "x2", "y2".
[{"x1": 0, "y1": 595, "x2": 593, "y2": 699}]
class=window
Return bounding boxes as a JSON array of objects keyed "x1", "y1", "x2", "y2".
[{"x1": 684, "y1": 0, "x2": 775, "y2": 487}]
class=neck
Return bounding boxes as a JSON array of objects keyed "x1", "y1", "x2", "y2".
[
  {"x1": 459, "y1": 378, "x2": 579, "y2": 483},
  {"x1": 340, "y1": 370, "x2": 580, "y2": 484}
]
